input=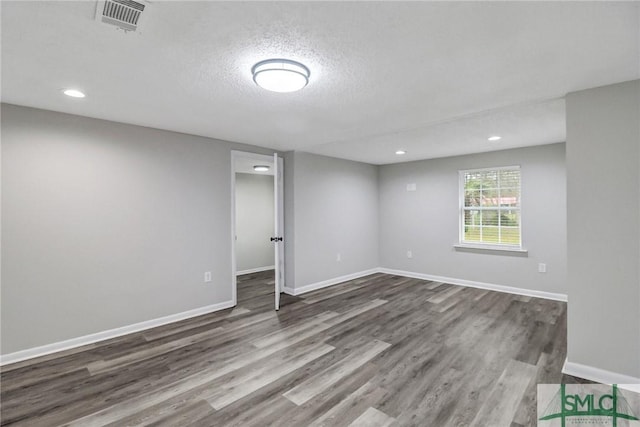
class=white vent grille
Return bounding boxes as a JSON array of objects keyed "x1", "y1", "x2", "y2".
[{"x1": 96, "y1": 0, "x2": 147, "y2": 32}]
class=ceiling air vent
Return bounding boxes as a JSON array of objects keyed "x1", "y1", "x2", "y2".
[{"x1": 95, "y1": 0, "x2": 148, "y2": 33}]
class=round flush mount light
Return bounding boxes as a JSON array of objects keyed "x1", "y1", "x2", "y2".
[
  {"x1": 252, "y1": 59, "x2": 310, "y2": 93},
  {"x1": 488, "y1": 135, "x2": 502, "y2": 141},
  {"x1": 253, "y1": 165, "x2": 270, "y2": 172},
  {"x1": 63, "y1": 89, "x2": 86, "y2": 98},
  {"x1": 395, "y1": 150, "x2": 407, "y2": 155}
]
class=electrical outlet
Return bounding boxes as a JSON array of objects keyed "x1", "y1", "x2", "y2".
[
  {"x1": 406, "y1": 183, "x2": 417, "y2": 192},
  {"x1": 336, "y1": 253, "x2": 341, "y2": 262},
  {"x1": 204, "y1": 271, "x2": 212, "y2": 282},
  {"x1": 538, "y1": 263, "x2": 547, "y2": 273},
  {"x1": 407, "y1": 250, "x2": 413, "y2": 259}
]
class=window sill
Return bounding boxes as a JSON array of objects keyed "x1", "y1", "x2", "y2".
[{"x1": 453, "y1": 244, "x2": 528, "y2": 256}]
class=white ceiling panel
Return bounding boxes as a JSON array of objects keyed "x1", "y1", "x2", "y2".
[{"x1": 2, "y1": 1, "x2": 638, "y2": 163}]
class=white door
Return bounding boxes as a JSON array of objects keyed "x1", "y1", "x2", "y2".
[{"x1": 273, "y1": 154, "x2": 285, "y2": 310}]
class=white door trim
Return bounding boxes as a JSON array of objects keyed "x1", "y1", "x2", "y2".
[
  {"x1": 273, "y1": 153, "x2": 285, "y2": 310},
  {"x1": 230, "y1": 150, "x2": 278, "y2": 307}
]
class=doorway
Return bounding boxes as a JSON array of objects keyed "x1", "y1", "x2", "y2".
[{"x1": 231, "y1": 151, "x2": 284, "y2": 310}]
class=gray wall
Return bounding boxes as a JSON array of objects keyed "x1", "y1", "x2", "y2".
[
  {"x1": 566, "y1": 80, "x2": 640, "y2": 378},
  {"x1": 1, "y1": 104, "x2": 274, "y2": 354},
  {"x1": 286, "y1": 152, "x2": 379, "y2": 289},
  {"x1": 235, "y1": 173, "x2": 274, "y2": 272},
  {"x1": 379, "y1": 143, "x2": 567, "y2": 295},
  {"x1": 11, "y1": 93, "x2": 635, "y2": 386}
]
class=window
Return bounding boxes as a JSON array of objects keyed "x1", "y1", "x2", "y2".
[{"x1": 460, "y1": 166, "x2": 521, "y2": 247}]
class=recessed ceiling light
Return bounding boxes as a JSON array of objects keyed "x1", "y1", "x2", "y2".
[
  {"x1": 253, "y1": 165, "x2": 270, "y2": 172},
  {"x1": 488, "y1": 135, "x2": 502, "y2": 141},
  {"x1": 252, "y1": 59, "x2": 310, "y2": 93},
  {"x1": 63, "y1": 89, "x2": 86, "y2": 98},
  {"x1": 395, "y1": 150, "x2": 407, "y2": 155}
]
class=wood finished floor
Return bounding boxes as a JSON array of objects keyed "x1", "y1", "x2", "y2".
[{"x1": 1, "y1": 271, "x2": 585, "y2": 426}]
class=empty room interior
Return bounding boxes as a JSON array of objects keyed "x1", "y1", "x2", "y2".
[{"x1": 1, "y1": 1, "x2": 639, "y2": 426}]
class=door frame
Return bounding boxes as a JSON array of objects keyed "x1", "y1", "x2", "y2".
[{"x1": 230, "y1": 150, "x2": 282, "y2": 307}]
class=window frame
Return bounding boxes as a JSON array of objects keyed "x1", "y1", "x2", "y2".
[{"x1": 458, "y1": 165, "x2": 522, "y2": 249}]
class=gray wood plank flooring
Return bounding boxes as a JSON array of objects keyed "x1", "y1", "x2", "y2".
[{"x1": 1, "y1": 271, "x2": 585, "y2": 426}]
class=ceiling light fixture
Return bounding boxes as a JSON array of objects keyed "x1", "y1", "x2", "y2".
[
  {"x1": 253, "y1": 165, "x2": 270, "y2": 172},
  {"x1": 63, "y1": 89, "x2": 86, "y2": 98},
  {"x1": 488, "y1": 135, "x2": 502, "y2": 141},
  {"x1": 252, "y1": 59, "x2": 310, "y2": 93},
  {"x1": 395, "y1": 150, "x2": 407, "y2": 155}
]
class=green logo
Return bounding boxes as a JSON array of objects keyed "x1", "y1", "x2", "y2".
[{"x1": 538, "y1": 384, "x2": 639, "y2": 426}]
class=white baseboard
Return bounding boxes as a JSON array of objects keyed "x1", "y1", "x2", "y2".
[
  {"x1": 0, "y1": 300, "x2": 235, "y2": 366},
  {"x1": 285, "y1": 268, "x2": 380, "y2": 296},
  {"x1": 285, "y1": 267, "x2": 567, "y2": 301},
  {"x1": 236, "y1": 265, "x2": 275, "y2": 276},
  {"x1": 0, "y1": 268, "x2": 567, "y2": 365},
  {"x1": 378, "y1": 268, "x2": 568, "y2": 302},
  {"x1": 563, "y1": 358, "x2": 640, "y2": 393}
]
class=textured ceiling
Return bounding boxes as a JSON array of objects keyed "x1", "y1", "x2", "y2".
[{"x1": 2, "y1": 1, "x2": 638, "y2": 164}]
